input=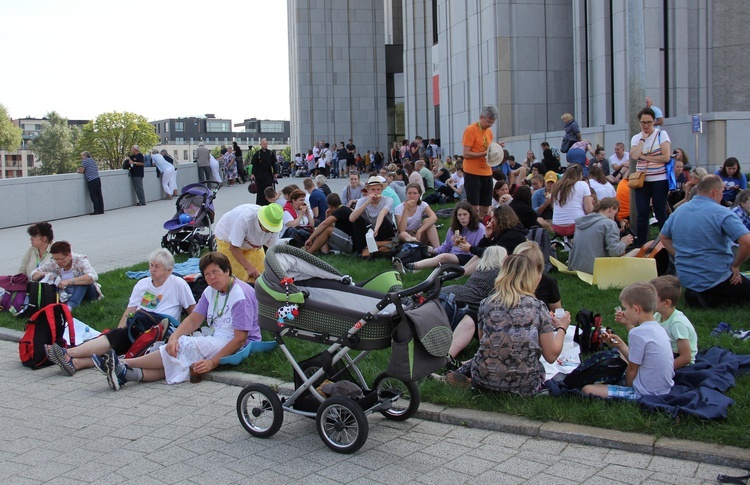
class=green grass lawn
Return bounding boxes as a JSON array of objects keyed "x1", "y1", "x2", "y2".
[{"x1": 3, "y1": 216, "x2": 749, "y2": 449}]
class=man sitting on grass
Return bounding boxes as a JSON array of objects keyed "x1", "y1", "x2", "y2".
[
  {"x1": 304, "y1": 193, "x2": 356, "y2": 255},
  {"x1": 582, "y1": 282, "x2": 674, "y2": 400}
]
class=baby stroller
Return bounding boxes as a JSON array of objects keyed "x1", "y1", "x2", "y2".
[
  {"x1": 236, "y1": 245, "x2": 462, "y2": 453},
  {"x1": 161, "y1": 181, "x2": 221, "y2": 258}
]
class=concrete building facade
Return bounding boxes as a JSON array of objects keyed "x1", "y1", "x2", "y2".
[{"x1": 288, "y1": 0, "x2": 750, "y2": 164}]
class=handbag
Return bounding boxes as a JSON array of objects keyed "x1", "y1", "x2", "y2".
[
  {"x1": 248, "y1": 181, "x2": 258, "y2": 194},
  {"x1": 627, "y1": 171, "x2": 645, "y2": 189},
  {"x1": 560, "y1": 137, "x2": 573, "y2": 154}
]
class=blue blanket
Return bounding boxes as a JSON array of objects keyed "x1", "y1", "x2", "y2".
[
  {"x1": 637, "y1": 347, "x2": 750, "y2": 420},
  {"x1": 545, "y1": 347, "x2": 750, "y2": 420},
  {"x1": 126, "y1": 258, "x2": 202, "y2": 279}
]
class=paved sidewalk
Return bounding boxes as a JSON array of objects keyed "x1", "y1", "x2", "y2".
[{"x1": 0, "y1": 338, "x2": 745, "y2": 484}]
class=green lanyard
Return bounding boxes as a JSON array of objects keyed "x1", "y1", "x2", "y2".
[
  {"x1": 36, "y1": 247, "x2": 49, "y2": 267},
  {"x1": 209, "y1": 277, "x2": 234, "y2": 325}
]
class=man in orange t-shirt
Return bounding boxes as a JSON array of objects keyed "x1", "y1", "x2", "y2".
[{"x1": 462, "y1": 105, "x2": 500, "y2": 215}]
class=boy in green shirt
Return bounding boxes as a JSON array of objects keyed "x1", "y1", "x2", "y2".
[{"x1": 650, "y1": 276, "x2": 698, "y2": 369}]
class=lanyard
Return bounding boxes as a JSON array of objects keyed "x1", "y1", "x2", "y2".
[
  {"x1": 209, "y1": 277, "x2": 234, "y2": 325},
  {"x1": 36, "y1": 247, "x2": 49, "y2": 267}
]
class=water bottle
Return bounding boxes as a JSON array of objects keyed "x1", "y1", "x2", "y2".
[
  {"x1": 365, "y1": 228, "x2": 378, "y2": 254},
  {"x1": 83, "y1": 326, "x2": 92, "y2": 342}
]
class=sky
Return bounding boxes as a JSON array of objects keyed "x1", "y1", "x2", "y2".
[{"x1": 0, "y1": 0, "x2": 290, "y2": 127}]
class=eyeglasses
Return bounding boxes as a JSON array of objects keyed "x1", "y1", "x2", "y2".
[
  {"x1": 52, "y1": 254, "x2": 69, "y2": 262},
  {"x1": 639, "y1": 121, "x2": 654, "y2": 126}
]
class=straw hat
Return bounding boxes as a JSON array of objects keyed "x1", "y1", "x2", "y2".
[{"x1": 486, "y1": 141, "x2": 504, "y2": 167}]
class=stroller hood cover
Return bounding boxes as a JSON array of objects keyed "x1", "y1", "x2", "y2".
[{"x1": 264, "y1": 245, "x2": 346, "y2": 291}]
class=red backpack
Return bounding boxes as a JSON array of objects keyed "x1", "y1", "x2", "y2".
[{"x1": 19, "y1": 303, "x2": 75, "y2": 369}]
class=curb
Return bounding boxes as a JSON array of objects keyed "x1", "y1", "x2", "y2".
[
  {"x1": 2, "y1": 329, "x2": 747, "y2": 469},
  {"x1": 207, "y1": 369, "x2": 750, "y2": 470}
]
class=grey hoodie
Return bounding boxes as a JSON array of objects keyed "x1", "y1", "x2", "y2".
[{"x1": 567, "y1": 213, "x2": 627, "y2": 274}]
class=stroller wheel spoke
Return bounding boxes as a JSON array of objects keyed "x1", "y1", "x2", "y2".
[
  {"x1": 373, "y1": 372, "x2": 420, "y2": 421},
  {"x1": 316, "y1": 397, "x2": 368, "y2": 454},
  {"x1": 236, "y1": 384, "x2": 283, "y2": 438}
]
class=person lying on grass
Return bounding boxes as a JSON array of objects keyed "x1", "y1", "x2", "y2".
[{"x1": 582, "y1": 282, "x2": 674, "y2": 400}]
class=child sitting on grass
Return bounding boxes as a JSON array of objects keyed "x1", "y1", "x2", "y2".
[
  {"x1": 650, "y1": 275, "x2": 698, "y2": 369},
  {"x1": 582, "y1": 282, "x2": 674, "y2": 400},
  {"x1": 264, "y1": 186, "x2": 279, "y2": 205}
]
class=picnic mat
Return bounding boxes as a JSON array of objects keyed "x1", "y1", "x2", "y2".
[
  {"x1": 126, "y1": 258, "x2": 201, "y2": 279},
  {"x1": 545, "y1": 347, "x2": 750, "y2": 420}
]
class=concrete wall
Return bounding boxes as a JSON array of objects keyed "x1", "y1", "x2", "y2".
[{"x1": 0, "y1": 164, "x2": 201, "y2": 229}]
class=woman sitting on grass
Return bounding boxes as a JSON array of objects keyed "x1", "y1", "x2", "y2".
[
  {"x1": 551, "y1": 164, "x2": 593, "y2": 237},
  {"x1": 446, "y1": 241, "x2": 561, "y2": 369},
  {"x1": 394, "y1": 183, "x2": 440, "y2": 248},
  {"x1": 45, "y1": 248, "x2": 196, "y2": 376},
  {"x1": 567, "y1": 198, "x2": 635, "y2": 275},
  {"x1": 18, "y1": 221, "x2": 54, "y2": 278},
  {"x1": 393, "y1": 202, "x2": 482, "y2": 274},
  {"x1": 444, "y1": 253, "x2": 571, "y2": 395},
  {"x1": 95, "y1": 252, "x2": 260, "y2": 390}
]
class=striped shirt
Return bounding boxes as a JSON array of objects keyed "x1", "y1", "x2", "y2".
[
  {"x1": 80, "y1": 157, "x2": 100, "y2": 181},
  {"x1": 631, "y1": 129, "x2": 670, "y2": 182}
]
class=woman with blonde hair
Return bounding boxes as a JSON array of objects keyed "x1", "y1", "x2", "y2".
[
  {"x1": 513, "y1": 241, "x2": 562, "y2": 311},
  {"x1": 445, "y1": 253, "x2": 571, "y2": 394}
]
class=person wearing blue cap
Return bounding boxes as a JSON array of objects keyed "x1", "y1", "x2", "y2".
[{"x1": 214, "y1": 204, "x2": 283, "y2": 283}]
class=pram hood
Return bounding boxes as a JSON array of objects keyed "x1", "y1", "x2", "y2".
[
  {"x1": 262, "y1": 245, "x2": 350, "y2": 297},
  {"x1": 164, "y1": 183, "x2": 216, "y2": 231}
]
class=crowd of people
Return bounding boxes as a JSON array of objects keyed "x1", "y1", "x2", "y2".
[{"x1": 5, "y1": 98, "x2": 749, "y2": 404}]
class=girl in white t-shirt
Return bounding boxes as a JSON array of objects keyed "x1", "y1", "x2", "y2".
[{"x1": 551, "y1": 164, "x2": 593, "y2": 236}]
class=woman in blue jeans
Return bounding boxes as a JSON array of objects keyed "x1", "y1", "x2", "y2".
[
  {"x1": 629, "y1": 108, "x2": 671, "y2": 247},
  {"x1": 30, "y1": 240, "x2": 102, "y2": 310}
]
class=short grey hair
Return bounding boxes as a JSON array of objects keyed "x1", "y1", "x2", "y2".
[
  {"x1": 81, "y1": 151, "x2": 90, "y2": 158},
  {"x1": 477, "y1": 245, "x2": 507, "y2": 271},
  {"x1": 149, "y1": 248, "x2": 175, "y2": 270},
  {"x1": 198, "y1": 142, "x2": 205, "y2": 147},
  {"x1": 151, "y1": 148, "x2": 159, "y2": 154},
  {"x1": 480, "y1": 105, "x2": 498, "y2": 120},
  {"x1": 315, "y1": 174, "x2": 327, "y2": 186},
  {"x1": 132, "y1": 145, "x2": 140, "y2": 151},
  {"x1": 160, "y1": 149, "x2": 168, "y2": 155}
]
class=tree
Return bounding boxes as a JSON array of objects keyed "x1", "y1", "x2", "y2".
[
  {"x1": 0, "y1": 103, "x2": 22, "y2": 151},
  {"x1": 30, "y1": 111, "x2": 80, "y2": 175},
  {"x1": 77, "y1": 112, "x2": 159, "y2": 170}
]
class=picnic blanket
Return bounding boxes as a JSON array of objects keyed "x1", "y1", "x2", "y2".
[
  {"x1": 545, "y1": 347, "x2": 750, "y2": 420},
  {"x1": 126, "y1": 258, "x2": 201, "y2": 279},
  {"x1": 638, "y1": 347, "x2": 750, "y2": 419}
]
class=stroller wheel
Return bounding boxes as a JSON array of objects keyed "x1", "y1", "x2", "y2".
[
  {"x1": 161, "y1": 235, "x2": 171, "y2": 252},
  {"x1": 188, "y1": 240, "x2": 202, "y2": 258},
  {"x1": 208, "y1": 235, "x2": 217, "y2": 252},
  {"x1": 236, "y1": 383, "x2": 283, "y2": 438},
  {"x1": 373, "y1": 372, "x2": 420, "y2": 421},
  {"x1": 316, "y1": 396, "x2": 368, "y2": 454}
]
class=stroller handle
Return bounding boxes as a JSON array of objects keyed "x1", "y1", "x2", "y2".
[{"x1": 393, "y1": 264, "x2": 464, "y2": 300}]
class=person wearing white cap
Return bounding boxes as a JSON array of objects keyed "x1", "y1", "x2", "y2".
[
  {"x1": 214, "y1": 204, "x2": 283, "y2": 283},
  {"x1": 349, "y1": 176, "x2": 396, "y2": 256}
]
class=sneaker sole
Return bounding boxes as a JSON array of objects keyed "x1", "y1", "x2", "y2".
[
  {"x1": 104, "y1": 351, "x2": 120, "y2": 391},
  {"x1": 52, "y1": 343, "x2": 76, "y2": 376}
]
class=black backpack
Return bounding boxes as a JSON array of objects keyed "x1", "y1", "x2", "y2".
[
  {"x1": 573, "y1": 308, "x2": 603, "y2": 354},
  {"x1": 527, "y1": 226, "x2": 554, "y2": 273},
  {"x1": 19, "y1": 303, "x2": 75, "y2": 369},
  {"x1": 563, "y1": 349, "x2": 627, "y2": 389},
  {"x1": 17, "y1": 281, "x2": 59, "y2": 318}
]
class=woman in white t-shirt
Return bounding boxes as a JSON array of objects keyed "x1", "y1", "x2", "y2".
[
  {"x1": 588, "y1": 165, "x2": 616, "y2": 202},
  {"x1": 45, "y1": 248, "x2": 196, "y2": 377},
  {"x1": 629, "y1": 108, "x2": 671, "y2": 248},
  {"x1": 395, "y1": 183, "x2": 440, "y2": 247},
  {"x1": 551, "y1": 164, "x2": 593, "y2": 236},
  {"x1": 98, "y1": 252, "x2": 260, "y2": 389}
]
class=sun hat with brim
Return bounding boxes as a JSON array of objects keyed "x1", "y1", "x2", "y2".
[
  {"x1": 486, "y1": 141, "x2": 504, "y2": 167},
  {"x1": 365, "y1": 175, "x2": 385, "y2": 187},
  {"x1": 544, "y1": 171, "x2": 558, "y2": 184},
  {"x1": 258, "y1": 203, "x2": 283, "y2": 233}
]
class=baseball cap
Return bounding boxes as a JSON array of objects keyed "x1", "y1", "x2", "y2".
[
  {"x1": 258, "y1": 204, "x2": 283, "y2": 233},
  {"x1": 544, "y1": 171, "x2": 558, "y2": 184}
]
